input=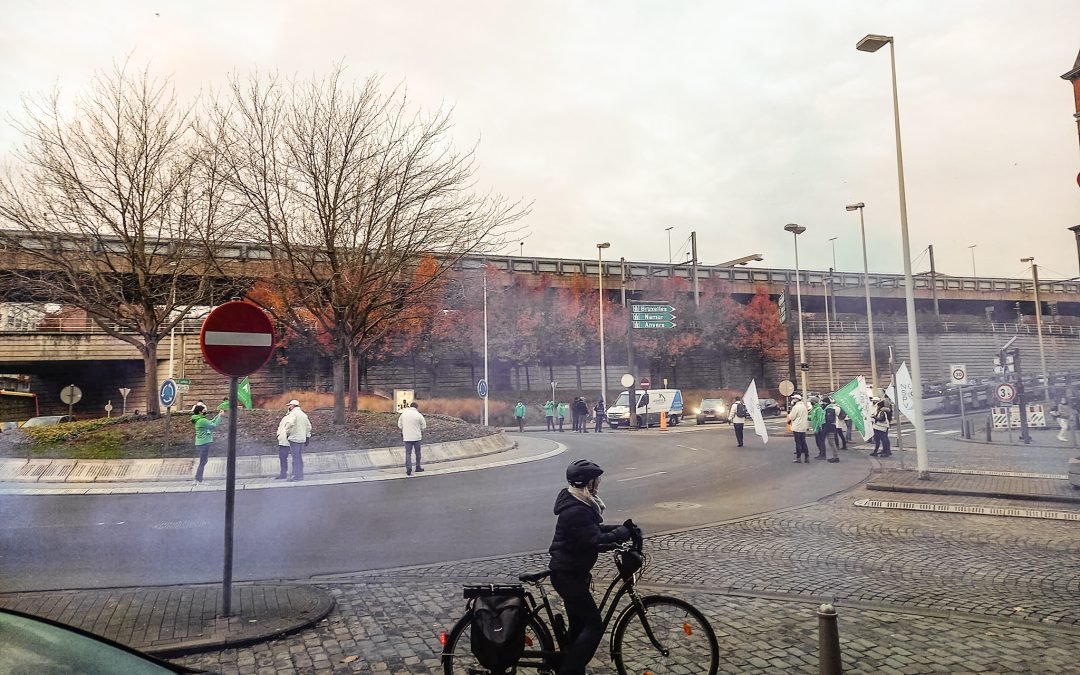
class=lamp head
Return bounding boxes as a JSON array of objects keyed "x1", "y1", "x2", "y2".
[
  {"x1": 784, "y1": 223, "x2": 806, "y2": 235},
  {"x1": 845, "y1": 203, "x2": 865, "y2": 211},
  {"x1": 597, "y1": 242, "x2": 610, "y2": 250},
  {"x1": 856, "y1": 34, "x2": 893, "y2": 52},
  {"x1": 1020, "y1": 257, "x2": 1034, "y2": 263}
]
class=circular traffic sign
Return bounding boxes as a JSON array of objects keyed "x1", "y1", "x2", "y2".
[
  {"x1": 952, "y1": 367, "x2": 965, "y2": 380},
  {"x1": 996, "y1": 383, "x2": 1017, "y2": 403},
  {"x1": 160, "y1": 379, "x2": 177, "y2": 407},
  {"x1": 60, "y1": 385, "x2": 82, "y2": 405},
  {"x1": 640, "y1": 377, "x2": 652, "y2": 391},
  {"x1": 620, "y1": 374, "x2": 635, "y2": 388},
  {"x1": 778, "y1": 380, "x2": 795, "y2": 397},
  {"x1": 477, "y1": 379, "x2": 488, "y2": 399},
  {"x1": 200, "y1": 301, "x2": 276, "y2": 378}
]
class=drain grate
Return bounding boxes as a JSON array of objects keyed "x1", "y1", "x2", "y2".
[
  {"x1": 153, "y1": 520, "x2": 208, "y2": 530},
  {"x1": 854, "y1": 498, "x2": 1080, "y2": 521}
]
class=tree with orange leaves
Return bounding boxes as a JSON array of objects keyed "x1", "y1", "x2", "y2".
[{"x1": 732, "y1": 287, "x2": 787, "y2": 380}]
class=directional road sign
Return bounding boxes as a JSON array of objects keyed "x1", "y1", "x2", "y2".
[
  {"x1": 631, "y1": 303, "x2": 675, "y2": 314},
  {"x1": 996, "y1": 383, "x2": 1017, "y2": 403},
  {"x1": 160, "y1": 379, "x2": 177, "y2": 407},
  {"x1": 200, "y1": 301, "x2": 276, "y2": 378},
  {"x1": 632, "y1": 320, "x2": 677, "y2": 329},
  {"x1": 632, "y1": 312, "x2": 675, "y2": 321}
]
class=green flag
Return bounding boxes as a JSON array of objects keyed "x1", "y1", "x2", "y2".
[
  {"x1": 237, "y1": 376, "x2": 253, "y2": 409},
  {"x1": 832, "y1": 377, "x2": 866, "y2": 438}
]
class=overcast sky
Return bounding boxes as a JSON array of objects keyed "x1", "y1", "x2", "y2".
[{"x1": 3, "y1": 1, "x2": 1079, "y2": 280}]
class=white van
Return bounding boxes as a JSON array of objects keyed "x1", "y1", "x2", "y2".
[{"x1": 606, "y1": 389, "x2": 685, "y2": 428}]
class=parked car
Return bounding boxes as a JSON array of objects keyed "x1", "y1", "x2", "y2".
[
  {"x1": 20, "y1": 415, "x2": 76, "y2": 427},
  {"x1": 607, "y1": 389, "x2": 685, "y2": 428},
  {"x1": 0, "y1": 607, "x2": 204, "y2": 673},
  {"x1": 693, "y1": 398, "x2": 727, "y2": 424},
  {"x1": 757, "y1": 398, "x2": 782, "y2": 417}
]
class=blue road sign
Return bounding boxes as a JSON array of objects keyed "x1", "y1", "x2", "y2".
[
  {"x1": 477, "y1": 379, "x2": 489, "y2": 398},
  {"x1": 160, "y1": 379, "x2": 177, "y2": 407}
]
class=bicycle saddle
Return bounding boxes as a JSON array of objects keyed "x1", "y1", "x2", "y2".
[{"x1": 518, "y1": 570, "x2": 551, "y2": 583}]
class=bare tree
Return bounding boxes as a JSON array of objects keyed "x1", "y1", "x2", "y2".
[
  {"x1": 207, "y1": 68, "x2": 527, "y2": 423},
  {"x1": 0, "y1": 64, "x2": 240, "y2": 415}
]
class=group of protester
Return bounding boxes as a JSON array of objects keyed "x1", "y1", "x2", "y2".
[
  {"x1": 515, "y1": 397, "x2": 607, "y2": 433},
  {"x1": 785, "y1": 394, "x2": 893, "y2": 463}
]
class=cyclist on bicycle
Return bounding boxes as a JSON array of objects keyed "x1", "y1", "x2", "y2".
[{"x1": 549, "y1": 459, "x2": 635, "y2": 675}]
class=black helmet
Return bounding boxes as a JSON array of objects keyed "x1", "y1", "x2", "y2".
[{"x1": 566, "y1": 459, "x2": 603, "y2": 486}]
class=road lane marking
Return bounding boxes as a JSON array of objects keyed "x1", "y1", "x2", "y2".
[
  {"x1": 935, "y1": 430, "x2": 961, "y2": 435},
  {"x1": 675, "y1": 444, "x2": 701, "y2": 452},
  {"x1": 618, "y1": 471, "x2": 667, "y2": 482}
]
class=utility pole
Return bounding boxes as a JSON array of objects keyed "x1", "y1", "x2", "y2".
[
  {"x1": 624, "y1": 267, "x2": 637, "y2": 429},
  {"x1": 619, "y1": 257, "x2": 626, "y2": 307},
  {"x1": 928, "y1": 244, "x2": 940, "y2": 316},
  {"x1": 1027, "y1": 261, "x2": 1051, "y2": 402},
  {"x1": 785, "y1": 283, "x2": 797, "y2": 385},
  {"x1": 690, "y1": 231, "x2": 700, "y2": 308}
]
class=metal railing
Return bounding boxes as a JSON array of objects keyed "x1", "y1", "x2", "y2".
[
  {"x1": 0, "y1": 317, "x2": 207, "y2": 335},
  {"x1": 802, "y1": 319, "x2": 1080, "y2": 337}
]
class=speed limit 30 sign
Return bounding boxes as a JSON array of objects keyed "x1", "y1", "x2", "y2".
[
  {"x1": 949, "y1": 364, "x2": 968, "y2": 386},
  {"x1": 996, "y1": 383, "x2": 1017, "y2": 403}
]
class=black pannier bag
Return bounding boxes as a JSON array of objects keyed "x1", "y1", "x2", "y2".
[{"x1": 465, "y1": 584, "x2": 528, "y2": 671}]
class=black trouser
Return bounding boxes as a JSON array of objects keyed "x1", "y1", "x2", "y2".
[
  {"x1": 835, "y1": 425, "x2": 848, "y2": 449},
  {"x1": 516, "y1": 416, "x2": 524, "y2": 432},
  {"x1": 558, "y1": 417, "x2": 565, "y2": 431},
  {"x1": 546, "y1": 415, "x2": 555, "y2": 431},
  {"x1": 814, "y1": 429, "x2": 827, "y2": 456},
  {"x1": 733, "y1": 423, "x2": 744, "y2": 446},
  {"x1": 277, "y1": 445, "x2": 290, "y2": 477},
  {"x1": 873, "y1": 429, "x2": 891, "y2": 455},
  {"x1": 571, "y1": 412, "x2": 580, "y2": 432},
  {"x1": 551, "y1": 572, "x2": 602, "y2": 675},
  {"x1": 404, "y1": 440, "x2": 422, "y2": 472},
  {"x1": 793, "y1": 432, "x2": 809, "y2": 460}
]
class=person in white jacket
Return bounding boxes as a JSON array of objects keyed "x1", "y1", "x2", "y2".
[
  {"x1": 786, "y1": 394, "x2": 810, "y2": 463},
  {"x1": 398, "y1": 401, "x2": 428, "y2": 476},
  {"x1": 728, "y1": 396, "x2": 748, "y2": 447},
  {"x1": 278, "y1": 399, "x2": 313, "y2": 481}
]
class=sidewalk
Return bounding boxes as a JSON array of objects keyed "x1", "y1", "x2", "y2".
[
  {"x1": 0, "y1": 582, "x2": 335, "y2": 658},
  {"x1": 868, "y1": 467, "x2": 1080, "y2": 504},
  {"x1": 0, "y1": 434, "x2": 565, "y2": 495}
]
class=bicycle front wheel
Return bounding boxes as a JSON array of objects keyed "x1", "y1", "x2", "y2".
[
  {"x1": 442, "y1": 612, "x2": 557, "y2": 675},
  {"x1": 611, "y1": 595, "x2": 719, "y2": 675}
]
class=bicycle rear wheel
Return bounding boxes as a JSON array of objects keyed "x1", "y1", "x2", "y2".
[
  {"x1": 611, "y1": 595, "x2": 719, "y2": 675},
  {"x1": 442, "y1": 612, "x2": 557, "y2": 674}
]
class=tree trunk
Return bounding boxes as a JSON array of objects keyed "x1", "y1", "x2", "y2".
[
  {"x1": 143, "y1": 340, "x2": 160, "y2": 418},
  {"x1": 524, "y1": 364, "x2": 531, "y2": 391},
  {"x1": 430, "y1": 358, "x2": 438, "y2": 395},
  {"x1": 717, "y1": 350, "x2": 725, "y2": 388},
  {"x1": 348, "y1": 346, "x2": 359, "y2": 412},
  {"x1": 411, "y1": 355, "x2": 418, "y2": 390},
  {"x1": 575, "y1": 364, "x2": 582, "y2": 391},
  {"x1": 333, "y1": 355, "x2": 346, "y2": 425}
]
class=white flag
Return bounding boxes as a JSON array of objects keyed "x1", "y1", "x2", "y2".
[
  {"x1": 855, "y1": 376, "x2": 875, "y2": 441},
  {"x1": 895, "y1": 362, "x2": 916, "y2": 422},
  {"x1": 743, "y1": 379, "x2": 768, "y2": 444}
]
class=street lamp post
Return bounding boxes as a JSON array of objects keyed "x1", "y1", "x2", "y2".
[
  {"x1": 1021, "y1": 257, "x2": 1051, "y2": 402},
  {"x1": 828, "y1": 236, "x2": 839, "y2": 317},
  {"x1": 784, "y1": 223, "x2": 809, "y2": 399},
  {"x1": 824, "y1": 269, "x2": 836, "y2": 391},
  {"x1": 665, "y1": 226, "x2": 674, "y2": 264},
  {"x1": 483, "y1": 265, "x2": 489, "y2": 426},
  {"x1": 968, "y1": 244, "x2": 978, "y2": 284},
  {"x1": 1068, "y1": 226, "x2": 1080, "y2": 277},
  {"x1": 846, "y1": 202, "x2": 879, "y2": 394},
  {"x1": 857, "y1": 32, "x2": 929, "y2": 479},
  {"x1": 597, "y1": 243, "x2": 611, "y2": 407}
]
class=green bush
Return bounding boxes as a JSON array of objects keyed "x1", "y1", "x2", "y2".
[{"x1": 24, "y1": 415, "x2": 131, "y2": 446}]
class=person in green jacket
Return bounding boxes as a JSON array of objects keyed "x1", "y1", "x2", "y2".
[
  {"x1": 192, "y1": 403, "x2": 223, "y2": 483},
  {"x1": 544, "y1": 399, "x2": 556, "y2": 431},
  {"x1": 514, "y1": 401, "x2": 527, "y2": 432},
  {"x1": 557, "y1": 401, "x2": 569, "y2": 432},
  {"x1": 809, "y1": 398, "x2": 827, "y2": 460}
]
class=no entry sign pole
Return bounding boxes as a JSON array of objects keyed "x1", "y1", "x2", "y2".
[
  {"x1": 222, "y1": 375, "x2": 239, "y2": 616},
  {"x1": 200, "y1": 301, "x2": 275, "y2": 617}
]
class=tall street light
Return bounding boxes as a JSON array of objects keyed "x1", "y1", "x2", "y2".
[
  {"x1": 968, "y1": 244, "x2": 978, "y2": 282},
  {"x1": 1021, "y1": 256, "x2": 1051, "y2": 402},
  {"x1": 665, "y1": 226, "x2": 674, "y2": 264},
  {"x1": 784, "y1": 223, "x2": 809, "y2": 399},
  {"x1": 597, "y1": 242, "x2": 611, "y2": 407},
  {"x1": 828, "y1": 236, "x2": 839, "y2": 319},
  {"x1": 1069, "y1": 226, "x2": 1080, "y2": 277},
  {"x1": 857, "y1": 33, "x2": 929, "y2": 479},
  {"x1": 846, "y1": 202, "x2": 879, "y2": 394}
]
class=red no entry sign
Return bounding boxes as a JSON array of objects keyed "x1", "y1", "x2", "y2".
[
  {"x1": 200, "y1": 301, "x2": 276, "y2": 378},
  {"x1": 640, "y1": 377, "x2": 651, "y2": 391}
]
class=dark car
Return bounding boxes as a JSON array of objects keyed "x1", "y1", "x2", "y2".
[
  {"x1": 757, "y1": 398, "x2": 782, "y2": 417},
  {"x1": 0, "y1": 607, "x2": 205, "y2": 674},
  {"x1": 694, "y1": 398, "x2": 728, "y2": 424}
]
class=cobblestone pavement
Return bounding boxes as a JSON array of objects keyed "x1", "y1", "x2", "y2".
[
  {"x1": 173, "y1": 486, "x2": 1080, "y2": 674},
  {"x1": 868, "y1": 468, "x2": 1080, "y2": 504}
]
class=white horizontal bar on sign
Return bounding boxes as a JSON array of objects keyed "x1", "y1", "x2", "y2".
[{"x1": 204, "y1": 331, "x2": 272, "y2": 347}]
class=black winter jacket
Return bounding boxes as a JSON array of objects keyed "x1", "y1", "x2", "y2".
[{"x1": 548, "y1": 488, "x2": 631, "y2": 575}]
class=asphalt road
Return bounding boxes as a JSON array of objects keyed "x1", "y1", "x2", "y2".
[{"x1": 0, "y1": 424, "x2": 870, "y2": 592}]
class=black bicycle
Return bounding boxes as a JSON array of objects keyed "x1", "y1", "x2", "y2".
[{"x1": 440, "y1": 530, "x2": 719, "y2": 674}]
